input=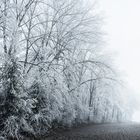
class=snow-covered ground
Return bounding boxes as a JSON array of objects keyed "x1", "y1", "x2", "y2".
[{"x1": 47, "y1": 123, "x2": 140, "y2": 140}]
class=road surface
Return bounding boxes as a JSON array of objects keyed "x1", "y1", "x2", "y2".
[{"x1": 47, "y1": 123, "x2": 140, "y2": 140}]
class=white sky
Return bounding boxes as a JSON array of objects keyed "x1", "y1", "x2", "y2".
[{"x1": 98, "y1": 0, "x2": 140, "y2": 121}]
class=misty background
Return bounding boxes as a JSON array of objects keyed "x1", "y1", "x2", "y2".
[{"x1": 98, "y1": 0, "x2": 140, "y2": 121}]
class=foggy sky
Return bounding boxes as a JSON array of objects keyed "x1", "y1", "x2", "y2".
[{"x1": 99, "y1": 0, "x2": 140, "y2": 91}]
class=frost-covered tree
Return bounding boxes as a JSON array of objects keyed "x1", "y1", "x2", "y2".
[{"x1": 0, "y1": 0, "x2": 131, "y2": 139}]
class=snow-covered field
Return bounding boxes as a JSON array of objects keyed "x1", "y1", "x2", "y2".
[{"x1": 47, "y1": 123, "x2": 140, "y2": 140}]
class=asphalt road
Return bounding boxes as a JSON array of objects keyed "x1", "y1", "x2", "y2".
[{"x1": 47, "y1": 122, "x2": 140, "y2": 140}]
